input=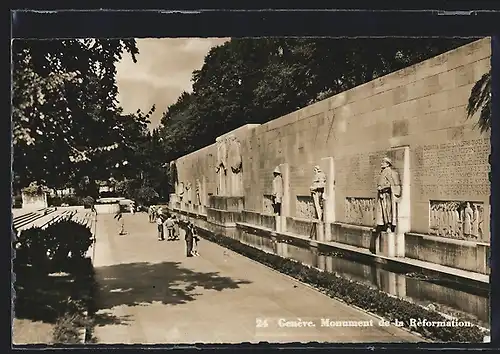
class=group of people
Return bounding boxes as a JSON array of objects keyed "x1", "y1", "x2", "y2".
[
  {"x1": 155, "y1": 213, "x2": 179, "y2": 241},
  {"x1": 149, "y1": 205, "x2": 200, "y2": 257}
]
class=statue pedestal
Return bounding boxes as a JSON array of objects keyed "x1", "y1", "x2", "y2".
[
  {"x1": 275, "y1": 215, "x2": 282, "y2": 232},
  {"x1": 316, "y1": 222, "x2": 325, "y2": 241},
  {"x1": 320, "y1": 157, "x2": 336, "y2": 241},
  {"x1": 378, "y1": 231, "x2": 396, "y2": 257}
]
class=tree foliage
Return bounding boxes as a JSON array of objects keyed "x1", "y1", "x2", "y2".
[
  {"x1": 12, "y1": 39, "x2": 140, "y2": 191},
  {"x1": 158, "y1": 37, "x2": 475, "y2": 167}
]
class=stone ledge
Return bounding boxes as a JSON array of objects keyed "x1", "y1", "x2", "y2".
[
  {"x1": 334, "y1": 222, "x2": 374, "y2": 232},
  {"x1": 170, "y1": 211, "x2": 489, "y2": 288},
  {"x1": 207, "y1": 195, "x2": 245, "y2": 212},
  {"x1": 405, "y1": 232, "x2": 490, "y2": 275},
  {"x1": 236, "y1": 221, "x2": 489, "y2": 288},
  {"x1": 407, "y1": 232, "x2": 490, "y2": 247},
  {"x1": 241, "y1": 210, "x2": 276, "y2": 230},
  {"x1": 167, "y1": 207, "x2": 207, "y2": 221},
  {"x1": 206, "y1": 207, "x2": 241, "y2": 227}
]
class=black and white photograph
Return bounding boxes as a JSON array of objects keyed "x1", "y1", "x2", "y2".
[{"x1": 11, "y1": 10, "x2": 494, "y2": 346}]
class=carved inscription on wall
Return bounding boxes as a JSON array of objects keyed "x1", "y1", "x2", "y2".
[
  {"x1": 344, "y1": 197, "x2": 376, "y2": 226},
  {"x1": 414, "y1": 138, "x2": 490, "y2": 198},
  {"x1": 336, "y1": 148, "x2": 405, "y2": 195},
  {"x1": 263, "y1": 195, "x2": 274, "y2": 214},
  {"x1": 429, "y1": 200, "x2": 485, "y2": 240},
  {"x1": 296, "y1": 196, "x2": 317, "y2": 219}
]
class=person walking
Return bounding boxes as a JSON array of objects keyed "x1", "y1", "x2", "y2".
[
  {"x1": 172, "y1": 214, "x2": 180, "y2": 240},
  {"x1": 148, "y1": 205, "x2": 156, "y2": 223},
  {"x1": 114, "y1": 209, "x2": 126, "y2": 235},
  {"x1": 185, "y1": 221, "x2": 194, "y2": 257},
  {"x1": 191, "y1": 224, "x2": 200, "y2": 256},
  {"x1": 165, "y1": 215, "x2": 175, "y2": 240},
  {"x1": 156, "y1": 213, "x2": 165, "y2": 241}
]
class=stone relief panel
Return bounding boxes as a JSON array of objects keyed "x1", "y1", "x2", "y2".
[
  {"x1": 215, "y1": 134, "x2": 243, "y2": 196},
  {"x1": 262, "y1": 195, "x2": 274, "y2": 214},
  {"x1": 429, "y1": 200, "x2": 485, "y2": 240},
  {"x1": 296, "y1": 196, "x2": 317, "y2": 219},
  {"x1": 344, "y1": 197, "x2": 376, "y2": 226},
  {"x1": 227, "y1": 135, "x2": 243, "y2": 174}
]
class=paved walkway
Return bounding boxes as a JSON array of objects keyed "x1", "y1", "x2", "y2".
[{"x1": 92, "y1": 213, "x2": 422, "y2": 344}]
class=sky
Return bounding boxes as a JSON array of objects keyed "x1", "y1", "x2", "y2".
[{"x1": 116, "y1": 38, "x2": 230, "y2": 129}]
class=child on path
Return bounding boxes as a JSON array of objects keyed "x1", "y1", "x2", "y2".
[
  {"x1": 156, "y1": 213, "x2": 165, "y2": 241},
  {"x1": 114, "y1": 209, "x2": 126, "y2": 235}
]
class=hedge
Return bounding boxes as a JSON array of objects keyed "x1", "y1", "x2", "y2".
[
  {"x1": 48, "y1": 195, "x2": 85, "y2": 207},
  {"x1": 14, "y1": 220, "x2": 94, "y2": 273},
  {"x1": 13, "y1": 220, "x2": 96, "y2": 344},
  {"x1": 191, "y1": 223, "x2": 485, "y2": 343}
]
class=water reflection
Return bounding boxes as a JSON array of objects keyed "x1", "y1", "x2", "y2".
[{"x1": 237, "y1": 230, "x2": 489, "y2": 328}]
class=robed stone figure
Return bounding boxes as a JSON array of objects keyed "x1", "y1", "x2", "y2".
[
  {"x1": 272, "y1": 166, "x2": 283, "y2": 215},
  {"x1": 375, "y1": 157, "x2": 401, "y2": 232},
  {"x1": 310, "y1": 165, "x2": 327, "y2": 221}
]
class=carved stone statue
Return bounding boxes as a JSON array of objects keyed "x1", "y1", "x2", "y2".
[
  {"x1": 227, "y1": 135, "x2": 242, "y2": 174},
  {"x1": 215, "y1": 138, "x2": 228, "y2": 195},
  {"x1": 215, "y1": 134, "x2": 243, "y2": 196},
  {"x1": 227, "y1": 135, "x2": 243, "y2": 195},
  {"x1": 463, "y1": 202, "x2": 473, "y2": 236},
  {"x1": 195, "y1": 179, "x2": 202, "y2": 205},
  {"x1": 375, "y1": 157, "x2": 401, "y2": 232},
  {"x1": 177, "y1": 181, "x2": 185, "y2": 200},
  {"x1": 310, "y1": 165, "x2": 327, "y2": 221},
  {"x1": 186, "y1": 182, "x2": 192, "y2": 203},
  {"x1": 169, "y1": 161, "x2": 178, "y2": 191},
  {"x1": 271, "y1": 166, "x2": 284, "y2": 215}
]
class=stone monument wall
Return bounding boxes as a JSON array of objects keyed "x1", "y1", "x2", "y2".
[
  {"x1": 175, "y1": 144, "x2": 216, "y2": 207},
  {"x1": 173, "y1": 38, "x2": 491, "y2": 268}
]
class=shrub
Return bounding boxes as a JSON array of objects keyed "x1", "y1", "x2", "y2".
[
  {"x1": 14, "y1": 218, "x2": 97, "y2": 344},
  {"x1": 135, "y1": 186, "x2": 159, "y2": 206},
  {"x1": 14, "y1": 220, "x2": 94, "y2": 273},
  {"x1": 190, "y1": 222, "x2": 485, "y2": 343},
  {"x1": 21, "y1": 182, "x2": 49, "y2": 197},
  {"x1": 82, "y1": 196, "x2": 95, "y2": 209},
  {"x1": 48, "y1": 195, "x2": 85, "y2": 207}
]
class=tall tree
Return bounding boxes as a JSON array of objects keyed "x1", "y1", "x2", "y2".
[
  {"x1": 158, "y1": 37, "x2": 476, "y2": 168},
  {"x1": 12, "y1": 39, "x2": 139, "y2": 191}
]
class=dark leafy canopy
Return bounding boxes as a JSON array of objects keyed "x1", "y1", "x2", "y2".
[
  {"x1": 159, "y1": 37, "x2": 475, "y2": 163},
  {"x1": 12, "y1": 39, "x2": 143, "y2": 191}
]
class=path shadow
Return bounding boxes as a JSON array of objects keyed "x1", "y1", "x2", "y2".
[
  {"x1": 13, "y1": 268, "x2": 88, "y2": 324},
  {"x1": 93, "y1": 261, "x2": 252, "y2": 326}
]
